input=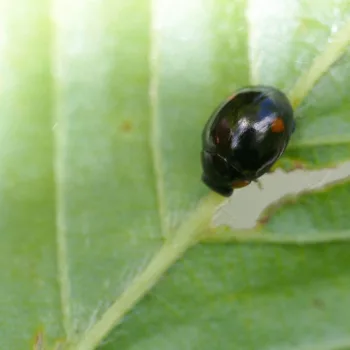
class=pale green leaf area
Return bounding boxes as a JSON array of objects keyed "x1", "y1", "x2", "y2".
[
  {"x1": 249, "y1": 0, "x2": 350, "y2": 169},
  {"x1": 102, "y1": 242, "x2": 350, "y2": 350},
  {"x1": 156, "y1": 0, "x2": 249, "y2": 231},
  {"x1": 259, "y1": 180, "x2": 350, "y2": 236},
  {"x1": 1, "y1": 0, "x2": 350, "y2": 349}
]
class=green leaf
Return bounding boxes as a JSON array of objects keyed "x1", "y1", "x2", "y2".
[
  {"x1": 0, "y1": 2, "x2": 62, "y2": 349},
  {"x1": 258, "y1": 179, "x2": 350, "y2": 237},
  {"x1": 102, "y1": 242, "x2": 350, "y2": 350},
  {"x1": 2, "y1": 0, "x2": 350, "y2": 350},
  {"x1": 155, "y1": 0, "x2": 250, "y2": 231},
  {"x1": 249, "y1": 0, "x2": 350, "y2": 169}
]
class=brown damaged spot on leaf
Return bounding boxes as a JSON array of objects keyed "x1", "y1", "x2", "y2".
[
  {"x1": 201, "y1": 223, "x2": 231, "y2": 239},
  {"x1": 32, "y1": 330, "x2": 44, "y2": 350},
  {"x1": 279, "y1": 157, "x2": 341, "y2": 173},
  {"x1": 313, "y1": 298, "x2": 325, "y2": 310},
  {"x1": 32, "y1": 330, "x2": 65, "y2": 350},
  {"x1": 120, "y1": 120, "x2": 133, "y2": 133},
  {"x1": 278, "y1": 160, "x2": 307, "y2": 173},
  {"x1": 268, "y1": 157, "x2": 310, "y2": 173},
  {"x1": 256, "y1": 214, "x2": 270, "y2": 226},
  {"x1": 289, "y1": 161, "x2": 306, "y2": 171},
  {"x1": 282, "y1": 159, "x2": 339, "y2": 172},
  {"x1": 256, "y1": 195, "x2": 298, "y2": 227}
]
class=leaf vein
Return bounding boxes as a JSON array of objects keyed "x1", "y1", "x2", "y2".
[
  {"x1": 289, "y1": 18, "x2": 350, "y2": 108},
  {"x1": 149, "y1": 0, "x2": 168, "y2": 238},
  {"x1": 201, "y1": 228, "x2": 350, "y2": 245},
  {"x1": 54, "y1": 113, "x2": 72, "y2": 338},
  {"x1": 288, "y1": 137, "x2": 350, "y2": 150}
]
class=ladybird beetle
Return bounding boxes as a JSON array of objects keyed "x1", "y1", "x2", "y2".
[{"x1": 201, "y1": 85, "x2": 295, "y2": 197}]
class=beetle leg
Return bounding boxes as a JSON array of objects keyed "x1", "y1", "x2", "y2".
[{"x1": 254, "y1": 179, "x2": 263, "y2": 190}]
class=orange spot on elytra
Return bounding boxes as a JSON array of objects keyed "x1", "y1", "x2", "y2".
[
  {"x1": 232, "y1": 180, "x2": 250, "y2": 189},
  {"x1": 271, "y1": 117, "x2": 285, "y2": 133}
]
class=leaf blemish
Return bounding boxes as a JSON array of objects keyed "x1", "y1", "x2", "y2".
[
  {"x1": 120, "y1": 120, "x2": 133, "y2": 133},
  {"x1": 313, "y1": 298, "x2": 325, "y2": 310},
  {"x1": 288, "y1": 160, "x2": 306, "y2": 171},
  {"x1": 32, "y1": 329, "x2": 44, "y2": 350},
  {"x1": 256, "y1": 215, "x2": 270, "y2": 226}
]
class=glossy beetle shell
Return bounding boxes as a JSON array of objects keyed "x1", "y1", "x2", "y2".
[{"x1": 201, "y1": 85, "x2": 295, "y2": 197}]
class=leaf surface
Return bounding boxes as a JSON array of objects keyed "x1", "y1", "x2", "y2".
[
  {"x1": 248, "y1": 0, "x2": 350, "y2": 169},
  {"x1": 1, "y1": 0, "x2": 350, "y2": 349}
]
